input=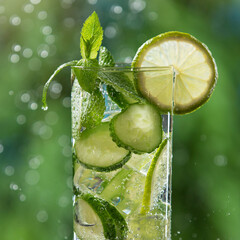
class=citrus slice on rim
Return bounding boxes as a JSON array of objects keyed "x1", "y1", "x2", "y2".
[{"x1": 132, "y1": 31, "x2": 218, "y2": 114}]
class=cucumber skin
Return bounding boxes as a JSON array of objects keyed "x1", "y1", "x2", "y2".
[
  {"x1": 75, "y1": 122, "x2": 132, "y2": 172},
  {"x1": 140, "y1": 138, "x2": 168, "y2": 214},
  {"x1": 75, "y1": 192, "x2": 116, "y2": 240},
  {"x1": 104, "y1": 201, "x2": 128, "y2": 240},
  {"x1": 76, "y1": 151, "x2": 131, "y2": 172},
  {"x1": 109, "y1": 103, "x2": 163, "y2": 154},
  {"x1": 107, "y1": 85, "x2": 129, "y2": 109},
  {"x1": 75, "y1": 189, "x2": 128, "y2": 240}
]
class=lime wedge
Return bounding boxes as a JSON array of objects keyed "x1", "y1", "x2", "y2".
[{"x1": 132, "y1": 31, "x2": 218, "y2": 114}]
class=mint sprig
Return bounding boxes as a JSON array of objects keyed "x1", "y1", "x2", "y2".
[
  {"x1": 80, "y1": 11, "x2": 103, "y2": 59},
  {"x1": 42, "y1": 60, "x2": 78, "y2": 110}
]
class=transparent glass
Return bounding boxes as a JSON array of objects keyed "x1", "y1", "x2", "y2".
[{"x1": 71, "y1": 66, "x2": 174, "y2": 240}]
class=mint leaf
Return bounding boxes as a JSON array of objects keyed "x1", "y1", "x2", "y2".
[
  {"x1": 80, "y1": 11, "x2": 103, "y2": 59},
  {"x1": 98, "y1": 71, "x2": 145, "y2": 103},
  {"x1": 72, "y1": 59, "x2": 99, "y2": 93},
  {"x1": 99, "y1": 46, "x2": 115, "y2": 67},
  {"x1": 98, "y1": 46, "x2": 131, "y2": 108},
  {"x1": 98, "y1": 46, "x2": 145, "y2": 103},
  {"x1": 72, "y1": 78, "x2": 105, "y2": 139}
]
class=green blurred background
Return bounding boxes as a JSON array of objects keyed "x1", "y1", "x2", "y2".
[{"x1": 1, "y1": 0, "x2": 240, "y2": 239}]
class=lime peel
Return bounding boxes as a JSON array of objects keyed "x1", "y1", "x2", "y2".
[{"x1": 140, "y1": 138, "x2": 168, "y2": 214}]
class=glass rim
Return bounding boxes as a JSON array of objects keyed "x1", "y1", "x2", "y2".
[{"x1": 71, "y1": 65, "x2": 174, "y2": 72}]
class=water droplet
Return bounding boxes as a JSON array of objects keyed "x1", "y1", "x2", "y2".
[
  {"x1": 45, "y1": 34, "x2": 55, "y2": 44},
  {"x1": 62, "y1": 146, "x2": 72, "y2": 157},
  {"x1": 40, "y1": 50, "x2": 48, "y2": 58},
  {"x1": 10, "y1": 183, "x2": 19, "y2": 191},
  {"x1": 42, "y1": 106, "x2": 48, "y2": 111},
  {"x1": 19, "y1": 193, "x2": 27, "y2": 202},
  {"x1": 63, "y1": 17, "x2": 75, "y2": 28},
  {"x1": 111, "y1": 196, "x2": 121, "y2": 206},
  {"x1": 38, "y1": 125, "x2": 53, "y2": 139},
  {"x1": 111, "y1": 5, "x2": 123, "y2": 14},
  {"x1": 104, "y1": 25, "x2": 117, "y2": 39},
  {"x1": 23, "y1": 4, "x2": 34, "y2": 13},
  {"x1": 38, "y1": 11, "x2": 47, "y2": 20},
  {"x1": 16, "y1": 115, "x2": 26, "y2": 125},
  {"x1": 36, "y1": 210, "x2": 48, "y2": 222},
  {"x1": 148, "y1": 11, "x2": 158, "y2": 21},
  {"x1": 42, "y1": 25, "x2": 52, "y2": 35},
  {"x1": 21, "y1": 93, "x2": 30, "y2": 103},
  {"x1": 29, "y1": 156, "x2": 41, "y2": 169},
  {"x1": 30, "y1": 0, "x2": 41, "y2": 5},
  {"x1": 122, "y1": 208, "x2": 131, "y2": 215},
  {"x1": 10, "y1": 15, "x2": 21, "y2": 26},
  {"x1": 214, "y1": 155, "x2": 228, "y2": 167},
  {"x1": 51, "y1": 82, "x2": 62, "y2": 94},
  {"x1": 58, "y1": 196, "x2": 69, "y2": 207},
  {"x1": 9, "y1": 90, "x2": 14, "y2": 96},
  {"x1": 5, "y1": 166, "x2": 14, "y2": 176},
  {"x1": 0, "y1": 144, "x2": 4, "y2": 154},
  {"x1": 129, "y1": 0, "x2": 146, "y2": 13},
  {"x1": 10, "y1": 53, "x2": 20, "y2": 63},
  {"x1": 87, "y1": 0, "x2": 97, "y2": 5},
  {"x1": 29, "y1": 102, "x2": 38, "y2": 110},
  {"x1": 12, "y1": 44, "x2": 21, "y2": 52},
  {"x1": 25, "y1": 170, "x2": 40, "y2": 185},
  {"x1": 23, "y1": 48, "x2": 33, "y2": 58},
  {"x1": 61, "y1": 0, "x2": 74, "y2": 8},
  {"x1": 62, "y1": 97, "x2": 71, "y2": 108},
  {"x1": 124, "y1": 56, "x2": 132, "y2": 64}
]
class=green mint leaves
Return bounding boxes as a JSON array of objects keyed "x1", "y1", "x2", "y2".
[
  {"x1": 99, "y1": 46, "x2": 115, "y2": 67},
  {"x1": 80, "y1": 11, "x2": 103, "y2": 59}
]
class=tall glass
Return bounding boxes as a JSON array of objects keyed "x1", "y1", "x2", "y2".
[{"x1": 71, "y1": 66, "x2": 174, "y2": 240}]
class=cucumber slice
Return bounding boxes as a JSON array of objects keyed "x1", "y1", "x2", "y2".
[
  {"x1": 74, "y1": 189, "x2": 128, "y2": 240},
  {"x1": 110, "y1": 103, "x2": 162, "y2": 154},
  {"x1": 104, "y1": 201, "x2": 128, "y2": 240},
  {"x1": 74, "y1": 192, "x2": 116, "y2": 239},
  {"x1": 75, "y1": 122, "x2": 131, "y2": 172}
]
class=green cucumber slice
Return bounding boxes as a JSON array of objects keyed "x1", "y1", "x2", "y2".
[
  {"x1": 75, "y1": 122, "x2": 131, "y2": 172},
  {"x1": 104, "y1": 201, "x2": 128, "y2": 240},
  {"x1": 74, "y1": 192, "x2": 116, "y2": 240},
  {"x1": 110, "y1": 103, "x2": 163, "y2": 154},
  {"x1": 74, "y1": 188, "x2": 128, "y2": 240}
]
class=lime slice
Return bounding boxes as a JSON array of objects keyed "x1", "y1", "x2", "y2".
[{"x1": 132, "y1": 31, "x2": 218, "y2": 114}]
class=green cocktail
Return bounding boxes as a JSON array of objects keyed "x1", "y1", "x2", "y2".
[
  {"x1": 42, "y1": 12, "x2": 217, "y2": 240},
  {"x1": 72, "y1": 66, "x2": 174, "y2": 239}
]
